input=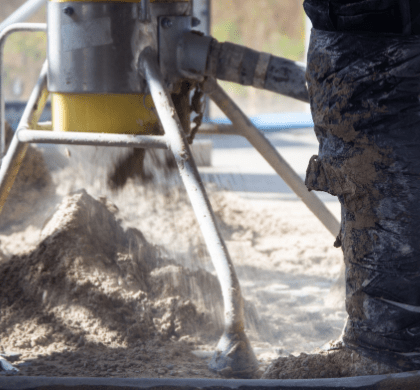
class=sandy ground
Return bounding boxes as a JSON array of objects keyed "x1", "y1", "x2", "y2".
[{"x1": 0, "y1": 126, "x2": 351, "y2": 378}]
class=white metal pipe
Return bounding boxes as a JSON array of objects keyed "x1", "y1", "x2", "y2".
[
  {"x1": 204, "y1": 77, "x2": 340, "y2": 238},
  {"x1": 139, "y1": 47, "x2": 258, "y2": 376},
  {"x1": 198, "y1": 122, "x2": 240, "y2": 135},
  {"x1": 0, "y1": 61, "x2": 49, "y2": 214},
  {"x1": 0, "y1": 23, "x2": 47, "y2": 157},
  {"x1": 141, "y1": 47, "x2": 243, "y2": 331},
  {"x1": 17, "y1": 129, "x2": 169, "y2": 149},
  {"x1": 0, "y1": 0, "x2": 47, "y2": 33}
]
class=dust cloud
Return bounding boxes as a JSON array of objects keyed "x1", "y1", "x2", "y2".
[{"x1": 0, "y1": 136, "x2": 364, "y2": 379}]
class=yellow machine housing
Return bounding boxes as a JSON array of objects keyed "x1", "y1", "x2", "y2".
[{"x1": 50, "y1": 0, "x2": 188, "y2": 134}]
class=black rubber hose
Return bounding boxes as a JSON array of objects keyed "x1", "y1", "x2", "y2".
[{"x1": 204, "y1": 39, "x2": 309, "y2": 103}]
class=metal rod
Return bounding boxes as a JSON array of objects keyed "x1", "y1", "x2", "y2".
[
  {"x1": 0, "y1": 23, "x2": 47, "y2": 158},
  {"x1": 17, "y1": 130, "x2": 169, "y2": 149},
  {"x1": 35, "y1": 121, "x2": 52, "y2": 131},
  {"x1": 0, "y1": 0, "x2": 46, "y2": 33},
  {"x1": 198, "y1": 122, "x2": 240, "y2": 136},
  {"x1": 140, "y1": 48, "x2": 242, "y2": 333},
  {"x1": 0, "y1": 61, "x2": 49, "y2": 214},
  {"x1": 0, "y1": 356, "x2": 19, "y2": 372},
  {"x1": 203, "y1": 77, "x2": 340, "y2": 238},
  {"x1": 139, "y1": 47, "x2": 258, "y2": 377}
]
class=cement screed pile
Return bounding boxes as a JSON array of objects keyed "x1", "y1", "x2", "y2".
[
  {"x1": 0, "y1": 190, "x2": 222, "y2": 377},
  {"x1": 0, "y1": 135, "x2": 403, "y2": 379},
  {"x1": 0, "y1": 189, "x2": 266, "y2": 378}
]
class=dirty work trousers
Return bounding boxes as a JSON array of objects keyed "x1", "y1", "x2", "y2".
[{"x1": 304, "y1": 4, "x2": 420, "y2": 370}]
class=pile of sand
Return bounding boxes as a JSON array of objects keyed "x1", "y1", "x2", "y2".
[
  {"x1": 2, "y1": 128, "x2": 394, "y2": 379},
  {"x1": 0, "y1": 150, "x2": 405, "y2": 379},
  {"x1": 0, "y1": 190, "x2": 263, "y2": 378},
  {"x1": 47, "y1": 164, "x2": 345, "y2": 356},
  {"x1": 262, "y1": 343, "x2": 401, "y2": 379}
]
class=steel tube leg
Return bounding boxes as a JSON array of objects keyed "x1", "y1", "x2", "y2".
[
  {"x1": 0, "y1": 1, "x2": 47, "y2": 32},
  {"x1": 139, "y1": 47, "x2": 258, "y2": 377},
  {"x1": 0, "y1": 23, "x2": 47, "y2": 158},
  {"x1": 0, "y1": 61, "x2": 49, "y2": 213},
  {"x1": 203, "y1": 77, "x2": 340, "y2": 238}
]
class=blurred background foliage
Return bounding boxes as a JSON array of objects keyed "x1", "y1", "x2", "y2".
[
  {"x1": 211, "y1": 0, "x2": 306, "y2": 109},
  {"x1": 212, "y1": 0, "x2": 305, "y2": 61},
  {"x1": 1, "y1": 0, "x2": 307, "y2": 113}
]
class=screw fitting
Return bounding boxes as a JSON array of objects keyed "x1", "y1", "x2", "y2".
[
  {"x1": 192, "y1": 17, "x2": 201, "y2": 27},
  {"x1": 161, "y1": 18, "x2": 173, "y2": 29},
  {"x1": 63, "y1": 6, "x2": 74, "y2": 16}
]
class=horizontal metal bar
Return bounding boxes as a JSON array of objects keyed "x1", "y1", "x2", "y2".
[
  {"x1": 16, "y1": 129, "x2": 169, "y2": 149},
  {"x1": 39, "y1": 122, "x2": 236, "y2": 135},
  {"x1": 0, "y1": 372, "x2": 419, "y2": 390}
]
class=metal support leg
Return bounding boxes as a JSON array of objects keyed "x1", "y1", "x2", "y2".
[
  {"x1": 0, "y1": 23, "x2": 47, "y2": 158},
  {"x1": 0, "y1": 61, "x2": 49, "y2": 213},
  {"x1": 203, "y1": 77, "x2": 340, "y2": 238},
  {"x1": 139, "y1": 47, "x2": 258, "y2": 378},
  {"x1": 0, "y1": 1, "x2": 46, "y2": 33}
]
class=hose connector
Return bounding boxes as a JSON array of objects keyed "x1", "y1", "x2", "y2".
[{"x1": 177, "y1": 33, "x2": 309, "y2": 102}]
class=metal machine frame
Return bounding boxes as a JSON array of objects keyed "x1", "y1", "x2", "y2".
[{"x1": 0, "y1": 20, "x2": 258, "y2": 376}]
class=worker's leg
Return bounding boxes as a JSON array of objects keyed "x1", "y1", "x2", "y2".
[
  {"x1": 304, "y1": 0, "x2": 420, "y2": 371},
  {"x1": 304, "y1": 0, "x2": 420, "y2": 35}
]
